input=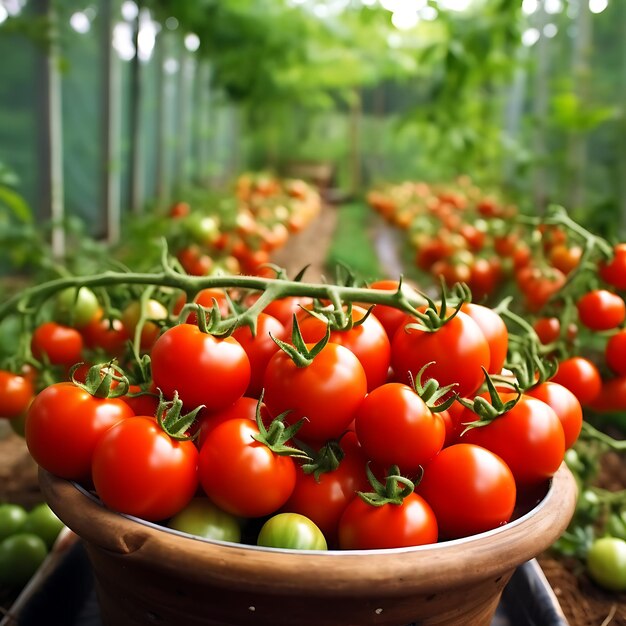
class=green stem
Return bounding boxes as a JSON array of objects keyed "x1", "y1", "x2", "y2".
[{"x1": 581, "y1": 421, "x2": 626, "y2": 451}]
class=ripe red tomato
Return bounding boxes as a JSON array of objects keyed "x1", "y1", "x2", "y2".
[
  {"x1": 297, "y1": 305, "x2": 391, "y2": 391},
  {"x1": 599, "y1": 243, "x2": 626, "y2": 290},
  {"x1": 25, "y1": 382, "x2": 134, "y2": 482},
  {"x1": 31, "y1": 322, "x2": 84, "y2": 368},
  {"x1": 151, "y1": 324, "x2": 250, "y2": 412},
  {"x1": 391, "y1": 309, "x2": 490, "y2": 398},
  {"x1": 460, "y1": 393, "x2": 565, "y2": 486},
  {"x1": 232, "y1": 313, "x2": 286, "y2": 398},
  {"x1": 92, "y1": 416, "x2": 198, "y2": 521},
  {"x1": 338, "y1": 491, "x2": 438, "y2": 550},
  {"x1": 525, "y1": 382, "x2": 583, "y2": 450},
  {"x1": 551, "y1": 356, "x2": 602, "y2": 406},
  {"x1": 577, "y1": 290, "x2": 626, "y2": 331},
  {"x1": 417, "y1": 443, "x2": 516, "y2": 539},
  {"x1": 263, "y1": 342, "x2": 367, "y2": 443},
  {"x1": 515, "y1": 266, "x2": 565, "y2": 312},
  {"x1": 120, "y1": 384, "x2": 160, "y2": 417},
  {"x1": 81, "y1": 310, "x2": 129, "y2": 356},
  {"x1": 460, "y1": 303, "x2": 508, "y2": 374},
  {"x1": 587, "y1": 375, "x2": 626, "y2": 413},
  {"x1": 0, "y1": 370, "x2": 34, "y2": 419},
  {"x1": 282, "y1": 433, "x2": 369, "y2": 546},
  {"x1": 605, "y1": 329, "x2": 626, "y2": 376},
  {"x1": 173, "y1": 288, "x2": 230, "y2": 325},
  {"x1": 198, "y1": 418, "x2": 297, "y2": 517},
  {"x1": 261, "y1": 296, "x2": 314, "y2": 330},
  {"x1": 354, "y1": 382, "x2": 445, "y2": 474}
]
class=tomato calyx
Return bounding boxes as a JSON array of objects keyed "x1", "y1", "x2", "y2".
[
  {"x1": 301, "y1": 301, "x2": 376, "y2": 333},
  {"x1": 409, "y1": 361, "x2": 458, "y2": 412},
  {"x1": 457, "y1": 368, "x2": 521, "y2": 431},
  {"x1": 271, "y1": 315, "x2": 331, "y2": 368},
  {"x1": 357, "y1": 464, "x2": 418, "y2": 508},
  {"x1": 70, "y1": 361, "x2": 130, "y2": 399},
  {"x1": 504, "y1": 341, "x2": 558, "y2": 392},
  {"x1": 297, "y1": 437, "x2": 346, "y2": 482},
  {"x1": 155, "y1": 390, "x2": 204, "y2": 441},
  {"x1": 404, "y1": 282, "x2": 471, "y2": 333},
  {"x1": 251, "y1": 392, "x2": 311, "y2": 460}
]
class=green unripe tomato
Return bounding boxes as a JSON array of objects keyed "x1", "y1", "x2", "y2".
[
  {"x1": 0, "y1": 504, "x2": 28, "y2": 541},
  {"x1": 257, "y1": 513, "x2": 327, "y2": 551},
  {"x1": 167, "y1": 498, "x2": 241, "y2": 543},
  {"x1": 587, "y1": 537, "x2": 626, "y2": 592},
  {"x1": 54, "y1": 287, "x2": 100, "y2": 328},
  {"x1": 0, "y1": 533, "x2": 48, "y2": 587},
  {"x1": 22, "y1": 503, "x2": 64, "y2": 549}
]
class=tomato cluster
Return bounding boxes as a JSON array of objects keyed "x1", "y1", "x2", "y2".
[
  {"x1": 0, "y1": 502, "x2": 64, "y2": 589},
  {"x1": 172, "y1": 173, "x2": 321, "y2": 277},
  {"x1": 18, "y1": 276, "x2": 581, "y2": 553}
]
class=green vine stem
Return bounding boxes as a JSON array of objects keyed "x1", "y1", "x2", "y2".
[{"x1": 580, "y1": 421, "x2": 626, "y2": 452}]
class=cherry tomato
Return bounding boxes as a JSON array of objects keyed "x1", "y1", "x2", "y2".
[
  {"x1": 586, "y1": 537, "x2": 626, "y2": 592},
  {"x1": 262, "y1": 296, "x2": 314, "y2": 330},
  {"x1": 460, "y1": 303, "x2": 508, "y2": 374},
  {"x1": 391, "y1": 309, "x2": 490, "y2": 398},
  {"x1": 173, "y1": 288, "x2": 230, "y2": 325},
  {"x1": 198, "y1": 418, "x2": 297, "y2": 517},
  {"x1": 0, "y1": 533, "x2": 48, "y2": 587},
  {"x1": 121, "y1": 299, "x2": 168, "y2": 350},
  {"x1": 263, "y1": 342, "x2": 367, "y2": 443},
  {"x1": 81, "y1": 309, "x2": 129, "y2": 356},
  {"x1": 31, "y1": 322, "x2": 84, "y2": 368},
  {"x1": 232, "y1": 313, "x2": 286, "y2": 398},
  {"x1": 25, "y1": 382, "x2": 134, "y2": 482},
  {"x1": 338, "y1": 492, "x2": 438, "y2": 550},
  {"x1": 21, "y1": 503, "x2": 64, "y2": 549},
  {"x1": 354, "y1": 382, "x2": 445, "y2": 474},
  {"x1": 0, "y1": 370, "x2": 34, "y2": 419},
  {"x1": 605, "y1": 329, "x2": 626, "y2": 376},
  {"x1": 281, "y1": 433, "x2": 369, "y2": 545},
  {"x1": 460, "y1": 393, "x2": 565, "y2": 486},
  {"x1": 297, "y1": 305, "x2": 391, "y2": 391},
  {"x1": 0, "y1": 504, "x2": 27, "y2": 541},
  {"x1": 92, "y1": 416, "x2": 199, "y2": 521},
  {"x1": 417, "y1": 443, "x2": 516, "y2": 539},
  {"x1": 533, "y1": 317, "x2": 561, "y2": 345},
  {"x1": 120, "y1": 384, "x2": 160, "y2": 417},
  {"x1": 151, "y1": 324, "x2": 250, "y2": 412},
  {"x1": 577, "y1": 289, "x2": 626, "y2": 331},
  {"x1": 526, "y1": 381, "x2": 583, "y2": 450},
  {"x1": 257, "y1": 513, "x2": 327, "y2": 551},
  {"x1": 599, "y1": 243, "x2": 626, "y2": 290},
  {"x1": 362, "y1": 280, "x2": 417, "y2": 340},
  {"x1": 167, "y1": 498, "x2": 241, "y2": 543},
  {"x1": 551, "y1": 356, "x2": 602, "y2": 406},
  {"x1": 586, "y1": 375, "x2": 626, "y2": 413},
  {"x1": 54, "y1": 287, "x2": 100, "y2": 328}
]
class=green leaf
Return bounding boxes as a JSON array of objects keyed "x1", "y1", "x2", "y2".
[{"x1": 0, "y1": 186, "x2": 32, "y2": 223}]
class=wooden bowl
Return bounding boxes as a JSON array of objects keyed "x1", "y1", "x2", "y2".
[{"x1": 39, "y1": 464, "x2": 577, "y2": 626}]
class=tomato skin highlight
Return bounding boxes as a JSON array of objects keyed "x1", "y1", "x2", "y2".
[
  {"x1": 586, "y1": 537, "x2": 626, "y2": 592},
  {"x1": 92, "y1": 416, "x2": 199, "y2": 521},
  {"x1": 417, "y1": 443, "x2": 516, "y2": 540},
  {"x1": 151, "y1": 324, "x2": 251, "y2": 412},
  {"x1": 167, "y1": 498, "x2": 241, "y2": 543},
  {"x1": 338, "y1": 492, "x2": 438, "y2": 550},
  {"x1": 25, "y1": 382, "x2": 134, "y2": 482},
  {"x1": 198, "y1": 418, "x2": 297, "y2": 518},
  {"x1": 460, "y1": 303, "x2": 508, "y2": 375},
  {"x1": 354, "y1": 382, "x2": 445, "y2": 474}
]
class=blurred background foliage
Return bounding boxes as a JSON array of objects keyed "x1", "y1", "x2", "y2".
[{"x1": 0, "y1": 0, "x2": 624, "y2": 264}]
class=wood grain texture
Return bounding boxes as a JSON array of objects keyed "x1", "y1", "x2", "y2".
[{"x1": 39, "y1": 464, "x2": 578, "y2": 626}]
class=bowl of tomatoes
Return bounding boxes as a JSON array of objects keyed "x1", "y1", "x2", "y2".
[{"x1": 39, "y1": 462, "x2": 576, "y2": 626}]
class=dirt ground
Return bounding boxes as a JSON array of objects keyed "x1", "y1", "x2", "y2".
[{"x1": 1, "y1": 203, "x2": 626, "y2": 625}]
